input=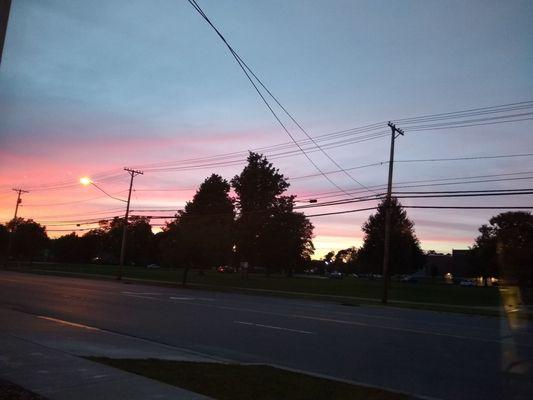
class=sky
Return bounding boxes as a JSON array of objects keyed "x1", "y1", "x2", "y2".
[{"x1": 0, "y1": 0, "x2": 532, "y2": 258}]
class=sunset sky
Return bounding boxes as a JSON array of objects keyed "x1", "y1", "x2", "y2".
[{"x1": 1, "y1": 0, "x2": 532, "y2": 258}]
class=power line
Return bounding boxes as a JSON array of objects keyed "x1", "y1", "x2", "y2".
[
  {"x1": 186, "y1": 0, "x2": 373, "y2": 196},
  {"x1": 297, "y1": 171, "x2": 533, "y2": 202},
  {"x1": 305, "y1": 207, "x2": 378, "y2": 218},
  {"x1": 403, "y1": 205, "x2": 533, "y2": 210}
]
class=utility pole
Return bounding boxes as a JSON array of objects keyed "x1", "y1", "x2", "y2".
[
  {"x1": 381, "y1": 122, "x2": 404, "y2": 304},
  {"x1": 0, "y1": 0, "x2": 11, "y2": 66},
  {"x1": 117, "y1": 168, "x2": 143, "y2": 280},
  {"x1": 4, "y1": 188, "x2": 29, "y2": 267},
  {"x1": 12, "y1": 188, "x2": 28, "y2": 220}
]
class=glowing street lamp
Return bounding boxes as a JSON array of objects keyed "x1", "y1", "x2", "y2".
[{"x1": 80, "y1": 169, "x2": 143, "y2": 280}]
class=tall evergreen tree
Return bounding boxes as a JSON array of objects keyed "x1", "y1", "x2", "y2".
[
  {"x1": 159, "y1": 174, "x2": 235, "y2": 283},
  {"x1": 357, "y1": 198, "x2": 424, "y2": 274},
  {"x1": 231, "y1": 152, "x2": 314, "y2": 273}
]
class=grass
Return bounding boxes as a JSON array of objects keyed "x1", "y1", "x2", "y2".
[
  {"x1": 87, "y1": 358, "x2": 406, "y2": 400},
  {"x1": 0, "y1": 379, "x2": 48, "y2": 400},
  {"x1": 9, "y1": 261, "x2": 502, "y2": 307}
]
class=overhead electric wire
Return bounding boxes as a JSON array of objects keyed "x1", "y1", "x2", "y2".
[
  {"x1": 297, "y1": 171, "x2": 533, "y2": 202},
  {"x1": 393, "y1": 100, "x2": 533, "y2": 123},
  {"x1": 403, "y1": 205, "x2": 533, "y2": 210},
  {"x1": 296, "y1": 190, "x2": 533, "y2": 209},
  {"x1": 305, "y1": 206, "x2": 378, "y2": 218},
  {"x1": 186, "y1": 0, "x2": 374, "y2": 197},
  {"x1": 4, "y1": 100, "x2": 531, "y2": 194}
]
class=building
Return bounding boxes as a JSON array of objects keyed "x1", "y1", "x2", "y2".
[{"x1": 424, "y1": 252, "x2": 452, "y2": 277}]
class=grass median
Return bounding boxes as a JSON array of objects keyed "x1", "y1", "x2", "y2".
[
  {"x1": 87, "y1": 358, "x2": 407, "y2": 400},
  {"x1": 6, "y1": 261, "x2": 505, "y2": 309}
]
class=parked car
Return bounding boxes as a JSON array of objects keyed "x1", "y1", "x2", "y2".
[
  {"x1": 459, "y1": 279, "x2": 476, "y2": 287},
  {"x1": 400, "y1": 275, "x2": 418, "y2": 283},
  {"x1": 217, "y1": 265, "x2": 235, "y2": 273},
  {"x1": 146, "y1": 264, "x2": 160, "y2": 269},
  {"x1": 328, "y1": 271, "x2": 343, "y2": 279}
]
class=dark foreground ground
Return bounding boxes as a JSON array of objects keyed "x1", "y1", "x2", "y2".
[{"x1": 0, "y1": 379, "x2": 48, "y2": 400}]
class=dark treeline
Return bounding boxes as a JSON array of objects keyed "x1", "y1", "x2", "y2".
[
  {"x1": 1, "y1": 152, "x2": 532, "y2": 285},
  {"x1": 1, "y1": 153, "x2": 315, "y2": 276}
]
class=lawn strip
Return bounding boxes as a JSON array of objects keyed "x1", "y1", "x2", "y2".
[{"x1": 86, "y1": 358, "x2": 407, "y2": 400}]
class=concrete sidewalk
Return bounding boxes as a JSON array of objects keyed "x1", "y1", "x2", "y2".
[
  {"x1": 0, "y1": 308, "x2": 216, "y2": 400},
  {"x1": 0, "y1": 334, "x2": 214, "y2": 400}
]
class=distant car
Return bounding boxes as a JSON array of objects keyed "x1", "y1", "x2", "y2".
[
  {"x1": 401, "y1": 275, "x2": 418, "y2": 283},
  {"x1": 351, "y1": 273, "x2": 359, "y2": 278},
  {"x1": 459, "y1": 279, "x2": 476, "y2": 287},
  {"x1": 146, "y1": 264, "x2": 160, "y2": 269},
  {"x1": 92, "y1": 256, "x2": 104, "y2": 265},
  {"x1": 217, "y1": 266, "x2": 235, "y2": 273},
  {"x1": 328, "y1": 271, "x2": 343, "y2": 279}
]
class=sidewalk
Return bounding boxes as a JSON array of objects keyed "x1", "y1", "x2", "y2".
[{"x1": 0, "y1": 309, "x2": 215, "y2": 400}]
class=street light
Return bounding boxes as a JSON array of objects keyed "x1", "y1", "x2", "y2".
[
  {"x1": 80, "y1": 177, "x2": 126, "y2": 203},
  {"x1": 80, "y1": 169, "x2": 143, "y2": 280}
]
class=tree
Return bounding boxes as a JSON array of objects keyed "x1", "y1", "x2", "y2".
[
  {"x1": 471, "y1": 211, "x2": 533, "y2": 285},
  {"x1": 99, "y1": 216, "x2": 154, "y2": 265},
  {"x1": 52, "y1": 233, "x2": 81, "y2": 263},
  {"x1": 7, "y1": 218, "x2": 49, "y2": 263},
  {"x1": 323, "y1": 251, "x2": 335, "y2": 264},
  {"x1": 51, "y1": 230, "x2": 104, "y2": 263},
  {"x1": 357, "y1": 198, "x2": 425, "y2": 274},
  {"x1": 333, "y1": 247, "x2": 358, "y2": 273},
  {"x1": 257, "y1": 196, "x2": 314, "y2": 275},
  {"x1": 159, "y1": 174, "x2": 235, "y2": 284},
  {"x1": 0, "y1": 224, "x2": 8, "y2": 258},
  {"x1": 231, "y1": 152, "x2": 314, "y2": 274}
]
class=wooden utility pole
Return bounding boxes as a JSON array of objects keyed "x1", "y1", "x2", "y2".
[
  {"x1": 118, "y1": 168, "x2": 143, "y2": 280},
  {"x1": 4, "y1": 188, "x2": 29, "y2": 267},
  {"x1": 0, "y1": 0, "x2": 11, "y2": 65},
  {"x1": 381, "y1": 122, "x2": 404, "y2": 304}
]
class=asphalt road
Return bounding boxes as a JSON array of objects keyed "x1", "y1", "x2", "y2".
[{"x1": 1, "y1": 270, "x2": 532, "y2": 400}]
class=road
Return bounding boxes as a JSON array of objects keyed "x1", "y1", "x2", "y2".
[{"x1": 1, "y1": 271, "x2": 532, "y2": 400}]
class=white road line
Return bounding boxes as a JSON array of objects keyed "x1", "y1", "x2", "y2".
[
  {"x1": 37, "y1": 316, "x2": 101, "y2": 331},
  {"x1": 122, "y1": 293, "x2": 160, "y2": 300},
  {"x1": 118, "y1": 293, "x2": 533, "y2": 346},
  {"x1": 169, "y1": 296, "x2": 214, "y2": 301},
  {"x1": 235, "y1": 320, "x2": 315, "y2": 335},
  {"x1": 121, "y1": 291, "x2": 163, "y2": 295}
]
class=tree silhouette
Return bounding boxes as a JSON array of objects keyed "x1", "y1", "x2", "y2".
[
  {"x1": 357, "y1": 198, "x2": 424, "y2": 274},
  {"x1": 159, "y1": 174, "x2": 235, "y2": 284},
  {"x1": 98, "y1": 216, "x2": 154, "y2": 265},
  {"x1": 231, "y1": 152, "x2": 314, "y2": 273},
  {"x1": 471, "y1": 211, "x2": 533, "y2": 285},
  {"x1": 7, "y1": 218, "x2": 49, "y2": 263}
]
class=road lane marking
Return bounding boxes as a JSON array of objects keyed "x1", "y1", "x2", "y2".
[
  {"x1": 37, "y1": 316, "x2": 101, "y2": 331},
  {"x1": 121, "y1": 291, "x2": 163, "y2": 295},
  {"x1": 122, "y1": 293, "x2": 160, "y2": 300},
  {"x1": 119, "y1": 293, "x2": 533, "y2": 346},
  {"x1": 169, "y1": 296, "x2": 214, "y2": 301},
  {"x1": 234, "y1": 321, "x2": 315, "y2": 335}
]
